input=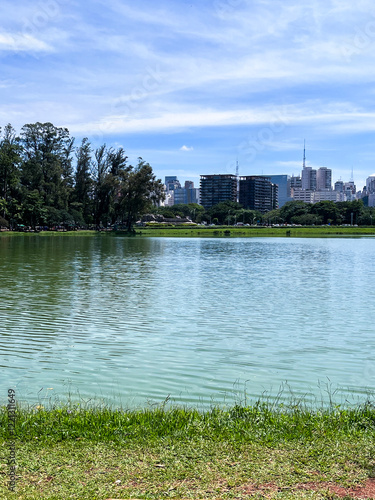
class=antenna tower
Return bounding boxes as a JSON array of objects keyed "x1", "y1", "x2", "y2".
[
  {"x1": 303, "y1": 140, "x2": 306, "y2": 169},
  {"x1": 236, "y1": 159, "x2": 239, "y2": 203}
]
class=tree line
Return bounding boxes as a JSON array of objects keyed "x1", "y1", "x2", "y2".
[
  {"x1": 1, "y1": 121, "x2": 373, "y2": 231},
  {"x1": 152, "y1": 198, "x2": 375, "y2": 226},
  {"x1": 0, "y1": 122, "x2": 164, "y2": 230}
]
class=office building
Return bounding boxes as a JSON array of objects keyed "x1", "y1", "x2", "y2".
[
  {"x1": 200, "y1": 174, "x2": 237, "y2": 209},
  {"x1": 165, "y1": 176, "x2": 181, "y2": 191},
  {"x1": 313, "y1": 191, "x2": 339, "y2": 202},
  {"x1": 261, "y1": 175, "x2": 291, "y2": 208},
  {"x1": 334, "y1": 180, "x2": 344, "y2": 192},
  {"x1": 239, "y1": 176, "x2": 278, "y2": 213},
  {"x1": 290, "y1": 188, "x2": 314, "y2": 203},
  {"x1": 301, "y1": 167, "x2": 317, "y2": 191},
  {"x1": 291, "y1": 175, "x2": 302, "y2": 189},
  {"x1": 366, "y1": 174, "x2": 375, "y2": 193},
  {"x1": 316, "y1": 167, "x2": 332, "y2": 191},
  {"x1": 174, "y1": 181, "x2": 200, "y2": 205}
]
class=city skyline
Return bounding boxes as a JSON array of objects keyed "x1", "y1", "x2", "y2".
[{"x1": 2, "y1": 1, "x2": 375, "y2": 190}]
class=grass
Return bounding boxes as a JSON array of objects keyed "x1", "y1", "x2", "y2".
[
  {"x1": 1, "y1": 226, "x2": 375, "y2": 238},
  {"x1": 1, "y1": 399, "x2": 375, "y2": 499},
  {"x1": 0, "y1": 230, "x2": 96, "y2": 237},
  {"x1": 135, "y1": 225, "x2": 375, "y2": 238}
]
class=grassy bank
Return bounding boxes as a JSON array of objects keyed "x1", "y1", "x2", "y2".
[
  {"x1": 1, "y1": 401, "x2": 375, "y2": 499},
  {"x1": 0, "y1": 230, "x2": 97, "y2": 237},
  {"x1": 1, "y1": 226, "x2": 375, "y2": 238},
  {"x1": 134, "y1": 225, "x2": 375, "y2": 238}
]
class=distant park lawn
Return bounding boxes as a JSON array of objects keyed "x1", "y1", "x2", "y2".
[
  {"x1": 1, "y1": 225, "x2": 375, "y2": 238},
  {"x1": 135, "y1": 224, "x2": 375, "y2": 238}
]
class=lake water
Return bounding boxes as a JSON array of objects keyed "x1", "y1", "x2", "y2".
[{"x1": 1, "y1": 235, "x2": 374, "y2": 408}]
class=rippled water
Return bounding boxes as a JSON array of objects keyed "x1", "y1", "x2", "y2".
[{"x1": 1, "y1": 235, "x2": 374, "y2": 407}]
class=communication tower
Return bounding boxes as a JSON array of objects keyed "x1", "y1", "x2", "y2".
[{"x1": 236, "y1": 159, "x2": 239, "y2": 202}]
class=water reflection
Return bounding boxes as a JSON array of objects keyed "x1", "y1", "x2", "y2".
[{"x1": 0, "y1": 235, "x2": 374, "y2": 406}]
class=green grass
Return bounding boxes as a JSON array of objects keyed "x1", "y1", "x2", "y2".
[
  {"x1": 2, "y1": 226, "x2": 375, "y2": 238},
  {"x1": 0, "y1": 230, "x2": 97, "y2": 237},
  {"x1": 1, "y1": 400, "x2": 375, "y2": 499},
  {"x1": 135, "y1": 225, "x2": 375, "y2": 238}
]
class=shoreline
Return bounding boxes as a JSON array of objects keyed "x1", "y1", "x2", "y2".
[{"x1": 1, "y1": 225, "x2": 375, "y2": 238}]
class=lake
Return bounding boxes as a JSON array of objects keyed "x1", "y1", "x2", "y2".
[{"x1": 1, "y1": 235, "x2": 374, "y2": 408}]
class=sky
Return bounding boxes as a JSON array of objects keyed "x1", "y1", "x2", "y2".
[{"x1": 1, "y1": 0, "x2": 375, "y2": 190}]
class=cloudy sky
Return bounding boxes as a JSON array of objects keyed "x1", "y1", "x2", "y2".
[{"x1": 1, "y1": 0, "x2": 375, "y2": 189}]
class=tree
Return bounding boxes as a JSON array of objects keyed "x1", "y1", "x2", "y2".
[
  {"x1": 20, "y1": 122, "x2": 72, "y2": 209},
  {"x1": 0, "y1": 124, "x2": 22, "y2": 218},
  {"x1": 73, "y1": 138, "x2": 93, "y2": 224},
  {"x1": 291, "y1": 213, "x2": 322, "y2": 225},
  {"x1": 208, "y1": 201, "x2": 243, "y2": 224},
  {"x1": 106, "y1": 147, "x2": 129, "y2": 224},
  {"x1": 60, "y1": 137, "x2": 75, "y2": 210},
  {"x1": 117, "y1": 159, "x2": 164, "y2": 231},
  {"x1": 279, "y1": 201, "x2": 310, "y2": 223},
  {"x1": 92, "y1": 144, "x2": 110, "y2": 226},
  {"x1": 358, "y1": 207, "x2": 375, "y2": 225},
  {"x1": 21, "y1": 190, "x2": 46, "y2": 228},
  {"x1": 311, "y1": 201, "x2": 340, "y2": 225},
  {"x1": 262, "y1": 208, "x2": 281, "y2": 225},
  {"x1": 91, "y1": 145, "x2": 130, "y2": 227}
]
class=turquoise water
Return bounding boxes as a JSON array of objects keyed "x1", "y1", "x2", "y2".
[{"x1": 1, "y1": 235, "x2": 374, "y2": 407}]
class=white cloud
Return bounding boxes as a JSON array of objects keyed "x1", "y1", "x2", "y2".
[
  {"x1": 67, "y1": 100, "x2": 375, "y2": 137},
  {"x1": 0, "y1": 32, "x2": 51, "y2": 52},
  {"x1": 180, "y1": 145, "x2": 194, "y2": 151}
]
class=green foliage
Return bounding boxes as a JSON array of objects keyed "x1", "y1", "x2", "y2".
[
  {"x1": 20, "y1": 123, "x2": 72, "y2": 210},
  {"x1": 208, "y1": 200, "x2": 243, "y2": 224},
  {"x1": 280, "y1": 201, "x2": 310, "y2": 223},
  {"x1": 0, "y1": 124, "x2": 22, "y2": 217},
  {"x1": 73, "y1": 137, "x2": 93, "y2": 224},
  {"x1": 117, "y1": 158, "x2": 165, "y2": 230},
  {"x1": 311, "y1": 201, "x2": 341, "y2": 224},
  {"x1": 291, "y1": 213, "x2": 323, "y2": 225}
]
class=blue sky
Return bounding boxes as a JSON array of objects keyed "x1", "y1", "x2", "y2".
[{"x1": 2, "y1": 0, "x2": 375, "y2": 190}]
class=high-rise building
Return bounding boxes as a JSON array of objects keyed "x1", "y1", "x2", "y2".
[
  {"x1": 291, "y1": 175, "x2": 302, "y2": 189},
  {"x1": 200, "y1": 174, "x2": 237, "y2": 208},
  {"x1": 344, "y1": 181, "x2": 356, "y2": 201},
  {"x1": 290, "y1": 189, "x2": 314, "y2": 203},
  {"x1": 334, "y1": 180, "x2": 344, "y2": 192},
  {"x1": 301, "y1": 167, "x2": 317, "y2": 191},
  {"x1": 261, "y1": 175, "x2": 291, "y2": 207},
  {"x1": 313, "y1": 191, "x2": 339, "y2": 202},
  {"x1": 174, "y1": 183, "x2": 200, "y2": 205},
  {"x1": 165, "y1": 176, "x2": 181, "y2": 191},
  {"x1": 366, "y1": 174, "x2": 375, "y2": 193},
  {"x1": 316, "y1": 167, "x2": 332, "y2": 191},
  {"x1": 239, "y1": 176, "x2": 278, "y2": 213}
]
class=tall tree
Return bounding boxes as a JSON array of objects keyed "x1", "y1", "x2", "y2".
[
  {"x1": 0, "y1": 124, "x2": 22, "y2": 218},
  {"x1": 92, "y1": 144, "x2": 110, "y2": 226},
  {"x1": 107, "y1": 147, "x2": 129, "y2": 224},
  {"x1": 73, "y1": 138, "x2": 93, "y2": 224},
  {"x1": 60, "y1": 137, "x2": 75, "y2": 210},
  {"x1": 20, "y1": 122, "x2": 72, "y2": 209},
  {"x1": 118, "y1": 158, "x2": 164, "y2": 231}
]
